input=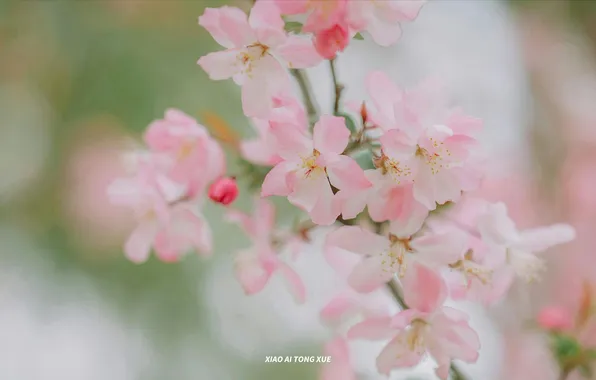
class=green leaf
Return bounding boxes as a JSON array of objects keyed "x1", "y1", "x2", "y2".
[
  {"x1": 353, "y1": 32, "x2": 364, "y2": 40},
  {"x1": 284, "y1": 21, "x2": 303, "y2": 34},
  {"x1": 337, "y1": 112, "x2": 359, "y2": 134},
  {"x1": 554, "y1": 334, "x2": 582, "y2": 361}
]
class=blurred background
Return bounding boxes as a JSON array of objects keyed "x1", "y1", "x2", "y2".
[{"x1": 1, "y1": 0, "x2": 596, "y2": 379}]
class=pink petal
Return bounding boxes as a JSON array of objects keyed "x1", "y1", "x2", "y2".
[
  {"x1": 401, "y1": 263, "x2": 446, "y2": 312},
  {"x1": 366, "y1": 71, "x2": 402, "y2": 121},
  {"x1": 347, "y1": 316, "x2": 393, "y2": 340},
  {"x1": 326, "y1": 155, "x2": 372, "y2": 193},
  {"x1": 306, "y1": 175, "x2": 342, "y2": 225},
  {"x1": 124, "y1": 221, "x2": 158, "y2": 263},
  {"x1": 234, "y1": 249, "x2": 273, "y2": 295},
  {"x1": 320, "y1": 337, "x2": 356, "y2": 380},
  {"x1": 278, "y1": 262, "x2": 306, "y2": 303},
  {"x1": 269, "y1": 121, "x2": 312, "y2": 159},
  {"x1": 386, "y1": 192, "x2": 428, "y2": 237},
  {"x1": 348, "y1": 255, "x2": 393, "y2": 293},
  {"x1": 313, "y1": 115, "x2": 350, "y2": 156},
  {"x1": 380, "y1": 129, "x2": 417, "y2": 161},
  {"x1": 326, "y1": 226, "x2": 389, "y2": 256},
  {"x1": 376, "y1": 336, "x2": 422, "y2": 374},
  {"x1": 390, "y1": 0, "x2": 426, "y2": 21},
  {"x1": 366, "y1": 15, "x2": 403, "y2": 47},
  {"x1": 261, "y1": 161, "x2": 296, "y2": 197},
  {"x1": 276, "y1": 35, "x2": 323, "y2": 69},
  {"x1": 409, "y1": 231, "x2": 468, "y2": 266},
  {"x1": 320, "y1": 293, "x2": 358, "y2": 323},
  {"x1": 412, "y1": 164, "x2": 462, "y2": 210},
  {"x1": 515, "y1": 224, "x2": 575, "y2": 253},
  {"x1": 477, "y1": 202, "x2": 519, "y2": 245},
  {"x1": 274, "y1": 0, "x2": 308, "y2": 14},
  {"x1": 390, "y1": 309, "x2": 423, "y2": 329},
  {"x1": 198, "y1": 7, "x2": 255, "y2": 48},
  {"x1": 197, "y1": 49, "x2": 240, "y2": 80},
  {"x1": 241, "y1": 72, "x2": 272, "y2": 118},
  {"x1": 249, "y1": 0, "x2": 286, "y2": 47}
]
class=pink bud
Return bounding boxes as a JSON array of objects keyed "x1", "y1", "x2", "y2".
[
  {"x1": 537, "y1": 306, "x2": 574, "y2": 331},
  {"x1": 313, "y1": 23, "x2": 349, "y2": 60},
  {"x1": 208, "y1": 176, "x2": 238, "y2": 206}
]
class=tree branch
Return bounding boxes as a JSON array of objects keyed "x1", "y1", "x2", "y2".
[
  {"x1": 290, "y1": 68, "x2": 319, "y2": 125},
  {"x1": 329, "y1": 58, "x2": 344, "y2": 115}
]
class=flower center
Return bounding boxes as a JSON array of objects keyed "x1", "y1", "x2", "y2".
[
  {"x1": 237, "y1": 43, "x2": 269, "y2": 77},
  {"x1": 177, "y1": 139, "x2": 196, "y2": 161},
  {"x1": 380, "y1": 234, "x2": 412, "y2": 277},
  {"x1": 449, "y1": 250, "x2": 493, "y2": 285},
  {"x1": 507, "y1": 248, "x2": 545, "y2": 282},
  {"x1": 396, "y1": 319, "x2": 428, "y2": 356},
  {"x1": 416, "y1": 137, "x2": 452, "y2": 175},
  {"x1": 301, "y1": 149, "x2": 323, "y2": 179},
  {"x1": 378, "y1": 155, "x2": 412, "y2": 184}
]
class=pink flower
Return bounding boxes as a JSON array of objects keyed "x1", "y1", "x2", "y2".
[
  {"x1": 537, "y1": 306, "x2": 574, "y2": 331},
  {"x1": 208, "y1": 176, "x2": 239, "y2": 205},
  {"x1": 314, "y1": 22, "x2": 350, "y2": 60},
  {"x1": 197, "y1": 2, "x2": 322, "y2": 118},
  {"x1": 347, "y1": 264, "x2": 480, "y2": 379},
  {"x1": 325, "y1": 219, "x2": 468, "y2": 293},
  {"x1": 274, "y1": 0, "x2": 347, "y2": 33},
  {"x1": 346, "y1": 0, "x2": 426, "y2": 47},
  {"x1": 319, "y1": 336, "x2": 356, "y2": 380},
  {"x1": 362, "y1": 71, "x2": 483, "y2": 209},
  {"x1": 240, "y1": 93, "x2": 308, "y2": 166},
  {"x1": 477, "y1": 202, "x2": 576, "y2": 282},
  {"x1": 144, "y1": 109, "x2": 225, "y2": 197},
  {"x1": 107, "y1": 159, "x2": 212, "y2": 263},
  {"x1": 261, "y1": 115, "x2": 371, "y2": 225},
  {"x1": 226, "y1": 198, "x2": 306, "y2": 302},
  {"x1": 338, "y1": 169, "x2": 429, "y2": 223}
]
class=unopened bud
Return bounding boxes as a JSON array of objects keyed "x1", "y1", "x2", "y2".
[
  {"x1": 313, "y1": 23, "x2": 349, "y2": 60},
  {"x1": 537, "y1": 306, "x2": 573, "y2": 331},
  {"x1": 208, "y1": 176, "x2": 238, "y2": 206}
]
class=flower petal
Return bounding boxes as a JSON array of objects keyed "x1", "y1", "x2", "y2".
[
  {"x1": 326, "y1": 226, "x2": 389, "y2": 256},
  {"x1": 401, "y1": 263, "x2": 446, "y2": 312},
  {"x1": 124, "y1": 221, "x2": 158, "y2": 264},
  {"x1": 348, "y1": 255, "x2": 393, "y2": 293},
  {"x1": 198, "y1": 7, "x2": 255, "y2": 48},
  {"x1": 313, "y1": 115, "x2": 350, "y2": 156},
  {"x1": 261, "y1": 161, "x2": 296, "y2": 197},
  {"x1": 278, "y1": 262, "x2": 306, "y2": 303},
  {"x1": 347, "y1": 316, "x2": 393, "y2": 340},
  {"x1": 197, "y1": 49, "x2": 240, "y2": 80},
  {"x1": 276, "y1": 35, "x2": 323, "y2": 69}
]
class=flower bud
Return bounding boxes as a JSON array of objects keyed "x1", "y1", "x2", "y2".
[
  {"x1": 313, "y1": 23, "x2": 349, "y2": 60},
  {"x1": 208, "y1": 176, "x2": 238, "y2": 206},
  {"x1": 537, "y1": 306, "x2": 574, "y2": 331}
]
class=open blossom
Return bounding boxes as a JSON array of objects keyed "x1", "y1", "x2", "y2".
[
  {"x1": 347, "y1": 264, "x2": 480, "y2": 379},
  {"x1": 346, "y1": 0, "x2": 426, "y2": 47},
  {"x1": 241, "y1": 92, "x2": 308, "y2": 166},
  {"x1": 144, "y1": 109, "x2": 225, "y2": 197},
  {"x1": 325, "y1": 218, "x2": 467, "y2": 293},
  {"x1": 198, "y1": 2, "x2": 322, "y2": 117},
  {"x1": 477, "y1": 202, "x2": 576, "y2": 282},
  {"x1": 362, "y1": 71, "x2": 483, "y2": 209},
  {"x1": 261, "y1": 115, "x2": 371, "y2": 225},
  {"x1": 107, "y1": 159, "x2": 212, "y2": 263},
  {"x1": 226, "y1": 198, "x2": 306, "y2": 302}
]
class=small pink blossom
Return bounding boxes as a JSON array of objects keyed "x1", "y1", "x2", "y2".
[
  {"x1": 346, "y1": 0, "x2": 426, "y2": 47},
  {"x1": 319, "y1": 336, "x2": 356, "y2": 380},
  {"x1": 314, "y1": 22, "x2": 350, "y2": 60},
  {"x1": 107, "y1": 159, "x2": 212, "y2": 263},
  {"x1": 347, "y1": 264, "x2": 480, "y2": 379},
  {"x1": 274, "y1": 0, "x2": 347, "y2": 33},
  {"x1": 325, "y1": 220, "x2": 468, "y2": 293},
  {"x1": 241, "y1": 93, "x2": 308, "y2": 166},
  {"x1": 208, "y1": 176, "x2": 239, "y2": 205},
  {"x1": 361, "y1": 71, "x2": 483, "y2": 209},
  {"x1": 144, "y1": 109, "x2": 225, "y2": 197},
  {"x1": 197, "y1": 2, "x2": 322, "y2": 117},
  {"x1": 537, "y1": 306, "x2": 574, "y2": 331},
  {"x1": 261, "y1": 115, "x2": 371, "y2": 225},
  {"x1": 226, "y1": 198, "x2": 306, "y2": 302},
  {"x1": 477, "y1": 202, "x2": 576, "y2": 282}
]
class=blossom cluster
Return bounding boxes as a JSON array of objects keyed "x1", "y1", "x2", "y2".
[{"x1": 108, "y1": 0, "x2": 577, "y2": 379}]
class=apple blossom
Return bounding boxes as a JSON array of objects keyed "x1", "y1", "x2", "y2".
[
  {"x1": 226, "y1": 198, "x2": 306, "y2": 302},
  {"x1": 261, "y1": 115, "x2": 371, "y2": 225},
  {"x1": 477, "y1": 202, "x2": 576, "y2": 282},
  {"x1": 197, "y1": 2, "x2": 322, "y2": 117},
  {"x1": 347, "y1": 264, "x2": 480, "y2": 379},
  {"x1": 144, "y1": 108, "x2": 225, "y2": 198},
  {"x1": 274, "y1": 0, "x2": 347, "y2": 33},
  {"x1": 208, "y1": 176, "x2": 239, "y2": 205},
  {"x1": 314, "y1": 22, "x2": 350, "y2": 60}
]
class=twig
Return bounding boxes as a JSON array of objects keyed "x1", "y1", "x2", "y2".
[
  {"x1": 558, "y1": 368, "x2": 572, "y2": 380},
  {"x1": 386, "y1": 278, "x2": 471, "y2": 380},
  {"x1": 290, "y1": 69, "x2": 318, "y2": 124},
  {"x1": 329, "y1": 58, "x2": 344, "y2": 115}
]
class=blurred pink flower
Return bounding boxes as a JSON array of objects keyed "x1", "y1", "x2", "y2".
[
  {"x1": 319, "y1": 336, "x2": 355, "y2": 380},
  {"x1": 314, "y1": 22, "x2": 350, "y2": 59},
  {"x1": 537, "y1": 306, "x2": 574, "y2": 331},
  {"x1": 208, "y1": 176, "x2": 238, "y2": 206}
]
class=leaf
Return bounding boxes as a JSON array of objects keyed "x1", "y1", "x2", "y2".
[
  {"x1": 284, "y1": 21, "x2": 303, "y2": 34},
  {"x1": 553, "y1": 334, "x2": 582, "y2": 363},
  {"x1": 337, "y1": 112, "x2": 359, "y2": 134},
  {"x1": 353, "y1": 32, "x2": 364, "y2": 40},
  {"x1": 353, "y1": 150, "x2": 375, "y2": 170}
]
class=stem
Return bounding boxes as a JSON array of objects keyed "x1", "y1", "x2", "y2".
[
  {"x1": 329, "y1": 58, "x2": 344, "y2": 115},
  {"x1": 558, "y1": 368, "x2": 572, "y2": 380},
  {"x1": 290, "y1": 69, "x2": 318, "y2": 124},
  {"x1": 386, "y1": 278, "x2": 470, "y2": 380}
]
